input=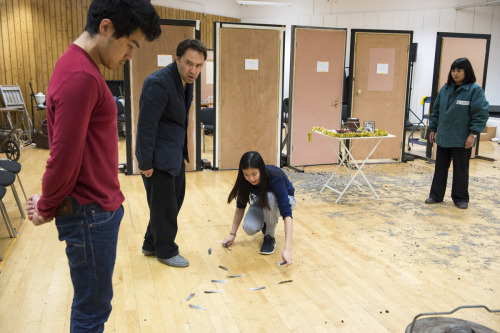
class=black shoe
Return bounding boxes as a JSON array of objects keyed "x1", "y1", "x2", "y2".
[
  {"x1": 260, "y1": 235, "x2": 276, "y2": 255},
  {"x1": 425, "y1": 197, "x2": 439, "y2": 204},
  {"x1": 455, "y1": 202, "x2": 468, "y2": 209}
]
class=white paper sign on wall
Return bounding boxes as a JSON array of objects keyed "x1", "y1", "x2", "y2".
[
  {"x1": 158, "y1": 54, "x2": 173, "y2": 67},
  {"x1": 245, "y1": 59, "x2": 259, "y2": 71},
  {"x1": 317, "y1": 61, "x2": 329, "y2": 73},
  {"x1": 377, "y1": 63, "x2": 389, "y2": 75}
]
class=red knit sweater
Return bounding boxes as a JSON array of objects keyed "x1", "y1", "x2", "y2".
[{"x1": 37, "y1": 44, "x2": 124, "y2": 218}]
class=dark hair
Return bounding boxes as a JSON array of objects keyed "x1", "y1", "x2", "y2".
[
  {"x1": 446, "y1": 57, "x2": 476, "y2": 86},
  {"x1": 227, "y1": 151, "x2": 270, "y2": 210},
  {"x1": 177, "y1": 39, "x2": 207, "y2": 60},
  {"x1": 85, "y1": 0, "x2": 161, "y2": 42}
]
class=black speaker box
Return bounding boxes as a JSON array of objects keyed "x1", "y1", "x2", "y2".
[{"x1": 410, "y1": 43, "x2": 418, "y2": 63}]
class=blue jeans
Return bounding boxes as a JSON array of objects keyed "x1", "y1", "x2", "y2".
[{"x1": 55, "y1": 198, "x2": 124, "y2": 333}]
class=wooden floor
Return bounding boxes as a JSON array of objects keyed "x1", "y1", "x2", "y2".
[{"x1": 0, "y1": 136, "x2": 499, "y2": 332}]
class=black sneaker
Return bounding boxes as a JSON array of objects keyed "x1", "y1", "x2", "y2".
[
  {"x1": 260, "y1": 235, "x2": 276, "y2": 255},
  {"x1": 425, "y1": 197, "x2": 439, "y2": 204}
]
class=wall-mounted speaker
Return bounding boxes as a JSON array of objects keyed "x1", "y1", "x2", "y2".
[{"x1": 410, "y1": 43, "x2": 418, "y2": 63}]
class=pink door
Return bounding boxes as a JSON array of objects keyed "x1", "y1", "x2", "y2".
[
  {"x1": 350, "y1": 31, "x2": 411, "y2": 161},
  {"x1": 289, "y1": 27, "x2": 346, "y2": 166}
]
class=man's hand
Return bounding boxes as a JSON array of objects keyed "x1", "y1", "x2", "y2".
[
  {"x1": 26, "y1": 194, "x2": 53, "y2": 226},
  {"x1": 139, "y1": 168, "x2": 154, "y2": 177}
]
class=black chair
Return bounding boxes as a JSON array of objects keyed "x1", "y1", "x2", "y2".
[
  {"x1": 0, "y1": 170, "x2": 25, "y2": 219},
  {"x1": 201, "y1": 107, "x2": 215, "y2": 153},
  {"x1": 281, "y1": 98, "x2": 290, "y2": 151},
  {"x1": 0, "y1": 159, "x2": 26, "y2": 202},
  {"x1": 0, "y1": 185, "x2": 18, "y2": 238},
  {"x1": 116, "y1": 100, "x2": 126, "y2": 137}
]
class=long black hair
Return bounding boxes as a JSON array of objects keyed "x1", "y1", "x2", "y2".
[
  {"x1": 227, "y1": 151, "x2": 270, "y2": 210},
  {"x1": 446, "y1": 57, "x2": 476, "y2": 86}
]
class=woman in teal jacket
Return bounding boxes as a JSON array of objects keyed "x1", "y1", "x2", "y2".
[{"x1": 425, "y1": 58, "x2": 489, "y2": 209}]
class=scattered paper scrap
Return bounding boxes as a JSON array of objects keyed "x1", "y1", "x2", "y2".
[
  {"x1": 227, "y1": 274, "x2": 247, "y2": 278},
  {"x1": 249, "y1": 286, "x2": 266, "y2": 291},
  {"x1": 208, "y1": 248, "x2": 212, "y2": 255},
  {"x1": 223, "y1": 243, "x2": 232, "y2": 250},
  {"x1": 211, "y1": 279, "x2": 228, "y2": 283},
  {"x1": 204, "y1": 290, "x2": 223, "y2": 293},
  {"x1": 278, "y1": 261, "x2": 287, "y2": 266},
  {"x1": 183, "y1": 292, "x2": 195, "y2": 302},
  {"x1": 275, "y1": 280, "x2": 293, "y2": 285},
  {"x1": 189, "y1": 304, "x2": 206, "y2": 310},
  {"x1": 219, "y1": 265, "x2": 229, "y2": 271}
]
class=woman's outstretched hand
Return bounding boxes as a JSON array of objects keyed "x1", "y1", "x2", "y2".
[
  {"x1": 221, "y1": 234, "x2": 236, "y2": 247},
  {"x1": 282, "y1": 248, "x2": 292, "y2": 266}
]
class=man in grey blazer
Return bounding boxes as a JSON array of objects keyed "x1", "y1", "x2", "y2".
[{"x1": 136, "y1": 39, "x2": 207, "y2": 267}]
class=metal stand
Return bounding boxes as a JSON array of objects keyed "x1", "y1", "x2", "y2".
[
  {"x1": 316, "y1": 131, "x2": 396, "y2": 203},
  {"x1": 407, "y1": 96, "x2": 430, "y2": 152},
  {"x1": 28, "y1": 82, "x2": 36, "y2": 136}
]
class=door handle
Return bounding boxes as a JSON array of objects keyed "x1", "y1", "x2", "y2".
[
  {"x1": 357, "y1": 89, "x2": 362, "y2": 95},
  {"x1": 331, "y1": 100, "x2": 339, "y2": 108}
]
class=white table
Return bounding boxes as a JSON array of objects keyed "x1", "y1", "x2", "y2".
[{"x1": 314, "y1": 130, "x2": 396, "y2": 203}]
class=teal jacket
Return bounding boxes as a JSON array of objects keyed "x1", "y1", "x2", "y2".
[{"x1": 428, "y1": 82, "x2": 489, "y2": 148}]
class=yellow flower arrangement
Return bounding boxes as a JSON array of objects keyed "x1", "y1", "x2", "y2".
[{"x1": 307, "y1": 126, "x2": 388, "y2": 142}]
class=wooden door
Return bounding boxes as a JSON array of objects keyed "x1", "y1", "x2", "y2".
[
  {"x1": 289, "y1": 27, "x2": 346, "y2": 166},
  {"x1": 426, "y1": 33, "x2": 491, "y2": 159},
  {"x1": 216, "y1": 23, "x2": 285, "y2": 170},
  {"x1": 439, "y1": 37, "x2": 488, "y2": 89},
  {"x1": 126, "y1": 20, "x2": 199, "y2": 174},
  {"x1": 350, "y1": 30, "x2": 411, "y2": 162}
]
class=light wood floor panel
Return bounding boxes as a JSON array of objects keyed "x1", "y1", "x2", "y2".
[{"x1": 0, "y1": 139, "x2": 499, "y2": 332}]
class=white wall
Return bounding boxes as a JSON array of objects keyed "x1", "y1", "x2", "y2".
[
  {"x1": 151, "y1": 0, "x2": 500, "y2": 123},
  {"x1": 238, "y1": 0, "x2": 500, "y2": 123}
]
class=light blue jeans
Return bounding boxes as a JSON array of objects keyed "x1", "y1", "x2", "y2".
[
  {"x1": 55, "y1": 198, "x2": 123, "y2": 333},
  {"x1": 242, "y1": 192, "x2": 296, "y2": 238}
]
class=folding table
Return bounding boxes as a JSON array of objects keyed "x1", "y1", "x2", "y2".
[{"x1": 314, "y1": 130, "x2": 396, "y2": 203}]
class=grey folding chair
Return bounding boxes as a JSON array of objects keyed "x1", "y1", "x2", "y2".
[
  {"x1": 0, "y1": 185, "x2": 18, "y2": 238},
  {"x1": 0, "y1": 159, "x2": 26, "y2": 201},
  {"x1": 0, "y1": 169, "x2": 25, "y2": 219}
]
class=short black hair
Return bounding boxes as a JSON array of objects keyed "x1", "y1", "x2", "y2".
[
  {"x1": 85, "y1": 0, "x2": 161, "y2": 42},
  {"x1": 177, "y1": 39, "x2": 207, "y2": 60},
  {"x1": 446, "y1": 57, "x2": 477, "y2": 86}
]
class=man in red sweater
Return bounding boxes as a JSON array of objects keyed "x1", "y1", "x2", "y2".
[{"x1": 26, "y1": 1, "x2": 160, "y2": 331}]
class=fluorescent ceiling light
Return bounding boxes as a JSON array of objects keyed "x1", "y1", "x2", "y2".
[
  {"x1": 236, "y1": 0, "x2": 291, "y2": 6},
  {"x1": 456, "y1": 0, "x2": 500, "y2": 9}
]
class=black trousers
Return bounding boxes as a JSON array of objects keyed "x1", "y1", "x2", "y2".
[
  {"x1": 429, "y1": 145, "x2": 471, "y2": 204},
  {"x1": 142, "y1": 163, "x2": 186, "y2": 259}
]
